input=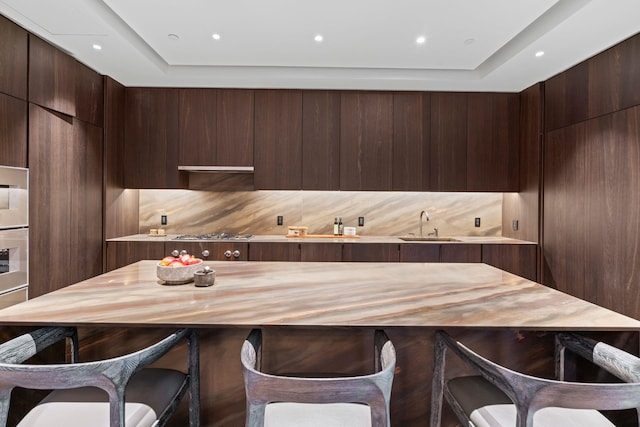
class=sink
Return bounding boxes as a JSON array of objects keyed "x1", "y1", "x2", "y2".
[{"x1": 399, "y1": 236, "x2": 461, "y2": 242}]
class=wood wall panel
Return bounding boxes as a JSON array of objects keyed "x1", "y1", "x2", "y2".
[
  {"x1": 429, "y1": 93, "x2": 467, "y2": 191},
  {"x1": 254, "y1": 90, "x2": 302, "y2": 189},
  {"x1": 0, "y1": 14, "x2": 28, "y2": 100},
  {"x1": 75, "y1": 62, "x2": 104, "y2": 127},
  {"x1": 302, "y1": 91, "x2": 340, "y2": 190},
  {"x1": 0, "y1": 92, "x2": 27, "y2": 167},
  {"x1": 393, "y1": 92, "x2": 429, "y2": 191},
  {"x1": 340, "y1": 93, "x2": 393, "y2": 191}
]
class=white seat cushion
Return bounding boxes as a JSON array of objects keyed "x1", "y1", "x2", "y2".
[
  {"x1": 18, "y1": 368, "x2": 187, "y2": 427},
  {"x1": 447, "y1": 376, "x2": 615, "y2": 427},
  {"x1": 265, "y1": 402, "x2": 372, "y2": 427}
]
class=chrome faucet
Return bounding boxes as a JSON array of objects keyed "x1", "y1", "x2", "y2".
[{"x1": 419, "y1": 210, "x2": 430, "y2": 237}]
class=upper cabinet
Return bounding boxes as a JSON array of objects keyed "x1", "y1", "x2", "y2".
[
  {"x1": 178, "y1": 89, "x2": 254, "y2": 167},
  {"x1": 340, "y1": 92, "x2": 393, "y2": 191},
  {"x1": 75, "y1": 63, "x2": 104, "y2": 127},
  {"x1": 0, "y1": 15, "x2": 28, "y2": 100},
  {"x1": 28, "y1": 35, "x2": 76, "y2": 117},
  {"x1": 393, "y1": 92, "x2": 429, "y2": 191},
  {"x1": 124, "y1": 88, "x2": 186, "y2": 189},
  {"x1": 254, "y1": 90, "x2": 303, "y2": 189},
  {"x1": 0, "y1": 93, "x2": 27, "y2": 167}
]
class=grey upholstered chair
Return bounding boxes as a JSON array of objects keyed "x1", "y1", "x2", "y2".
[
  {"x1": 0, "y1": 326, "x2": 200, "y2": 427},
  {"x1": 430, "y1": 329, "x2": 640, "y2": 427},
  {"x1": 241, "y1": 329, "x2": 396, "y2": 427}
]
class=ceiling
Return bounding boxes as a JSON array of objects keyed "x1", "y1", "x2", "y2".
[{"x1": 1, "y1": 0, "x2": 639, "y2": 92}]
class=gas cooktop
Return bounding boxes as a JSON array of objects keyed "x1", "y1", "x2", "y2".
[{"x1": 173, "y1": 233, "x2": 253, "y2": 241}]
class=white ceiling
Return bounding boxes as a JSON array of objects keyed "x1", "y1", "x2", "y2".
[{"x1": 0, "y1": 0, "x2": 639, "y2": 92}]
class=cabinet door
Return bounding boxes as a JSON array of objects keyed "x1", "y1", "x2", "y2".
[
  {"x1": 76, "y1": 62, "x2": 104, "y2": 127},
  {"x1": 28, "y1": 35, "x2": 76, "y2": 117},
  {"x1": 393, "y1": 92, "x2": 429, "y2": 191},
  {"x1": 439, "y1": 244, "x2": 481, "y2": 263},
  {"x1": 178, "y1": 89, "x2": 217, "y2": 166},
  {"x1": 106, "y1": 241, "x2": 166, "y2": 271},
  {"x1": 0, "y1": 93, "x2": 27, "y2": 167},
  {"x1": 217, "y1": 89, "x2": 254, "y2": 166},
  {"x1": 340, "y1": 93, "x2": 393, "y2": 190},
  {"x1": 300, "y1": 243, "x2": 342, "y2": 262},
  {"x1": 249, "y1": 242, "x2": 301, "y2": 261},
  {"x1": 399, "y1": 243, "x2": 439, "y2": 263},
  {"x1": 482, "y1": 244, "x2": 537, "y2": 281},
  {"x1": 302, "y1": 91, "x2": 340, "y2": 190},
  {"x1": 467, "y1": 93, "x2": 520, "y2": 191},
  {"x1": 255, "y1": 90, "x2": 302, "y2": 189},
  {"x1": 124, "y1": 88, "x2": 185, "y2": 188},
  {"x1": 167, "y1": 241, "x2": 249, "y2": 261},
  {"x1": 430, "y1": 93, "x2": 468, "y2": 191},
  {"x1": 0, "y1": 14, "x2": 28, "y2": 100},
  {"x1": 342, "y1": 243, "x2": 399, "y2": 262}
]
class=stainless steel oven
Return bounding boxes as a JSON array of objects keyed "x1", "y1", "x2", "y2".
[{"x1": 0, "y1": 166, "x2": 28, "y2": 308}]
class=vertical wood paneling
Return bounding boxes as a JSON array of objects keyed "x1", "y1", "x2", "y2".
[
  {"x1": 300, "y1": 243, "x2": 343, "y2": 261},
  {"x1": 439, "y1": 244, "x2": 482, "y2": 262},
  {"x1": 178, "y1": 89, "x2": 217, "y2": 166},
  {"x1": 342, "y1": 243, "x2": 399, "y2": 262},
  {"x1": 429, "y1": 93, "x2": 468, "y2": 191},
  {"x1": 216, "y1": 89, "x2": 254, "y2": 167},
  {"x1": 248, "y1": 242, "x2": 301, "y2": 261},
  {"x1": 0, "y1": 14, "x2": 28, "y2": 100},
  {"x1": 399, "y1": 244, "x2": 439, "y2": 262},
  {"x1": 75, "y1": 62, "x2": 104, "y2": 127},
  {"x1": 0, "y1": 93, "x2": 27, "y2": 167},
  {"x1": 106, "y1": 242, "x2": 165, "y2": 271},
  {"x1": 340, "y1": 92, "x2": 393, "y2": 191},
  {"x1": 302, "y1": 91, "x2": 341, "y2": 190},
  {"x1": 254, "y1": 90, "x2": 302, "y2": 189},
  {"x1": 482, "y1": 244, "x2": 537, "y2": 281},
  {"x1": 393, "y1": 92, "x2": 428, "y2": 191}
]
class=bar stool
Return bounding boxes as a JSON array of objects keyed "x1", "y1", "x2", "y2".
[
  {"x1": 241, "y1": 329, "x2": 396, "y2": 427},
  {"x1": 0, "y1": 326, "x2": 200, "y2": 427},
  {"x1": 431, "y1": 329, "x2": 640, "y2": 427}
]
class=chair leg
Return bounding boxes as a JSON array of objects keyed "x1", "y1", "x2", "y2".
[
  {"x1": 189, "y1": 329, "x2": 200, "y2": 427},
  {"x1": 0, "y1": 389, "x2": 12, "y2": 427},
  {"x1": 430, "y1": 332, "x2": 447, "y2": 427}
]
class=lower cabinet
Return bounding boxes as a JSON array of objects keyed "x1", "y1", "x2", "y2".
[
  {"x1": 342, "y1": 243, "x2": 400, "y2": 262},
  {"x1": 249, "y1": 242, "x2": 301, "y2": 261},
  {"x1": 300, "y1": 243, "x2": 342, "y2": 262},
  {"x1": 399, "y1": 244, "x2": 440, "y2": 262},
  {"x1": 106, "y1": 241, "x2": 165, "y2": 271},
  {"x1": 440, "y1": 244, "x2": 482, "y2": 263},
  {"x1": 482, "y1": 244, "x2": 537, "y2": 281}
]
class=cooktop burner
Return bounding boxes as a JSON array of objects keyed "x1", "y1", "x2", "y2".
[{"x1": 173, "y1": 233, "x2": 253, "y2": 241}]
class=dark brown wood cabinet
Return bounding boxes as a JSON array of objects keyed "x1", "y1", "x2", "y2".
[
  {"x1": 249, "y1": 242, "x2": 300, "y2": 261},
  {"x1": 340, "y1": 93, "x2": 393, "y2": 190},
  {"x1": 29, "y1": 105, "x2": 103, "y2": 297},
  {"x1": 300, "y1": 242, "x2": 343, "y2": 261},
  {"x1": 254, "y1": 90, "x2": 303, "y2": 189},
  {"x1": 75, "y1": 63, "x2": 104, "y2": 127},
  {"x1": 0, "y1": 14, "x2": 28, "y2": 100},
  {"x1": 302, "y1": 91, "x2": 341, "y2": 190},
  {"x1": 429, "y1": 93, "x2": 468, "y2": 191},
  {"x1": 178, "y1": 89, "x2": 254, "y2": 167},
  {"x1": 106, "y1": 241, "x2": 165, "y2": 271},
  {"x1": 439, "y1": 244, "x2": 482, "y2": 263},
  {"x1": 28, "y1": 35, "x2": 76, "y2": 117},
  {"x1": 124, "y1": 88, "x2": 186, "y2": 188},
  {"x1": 482, "y1": 244, "x2": 537, "y2": 281},
  {"x1": 399, "y1": 243, "x2": 439, "y2": 262},
  {"x1": 467, "y1": 93, "x2": 519, "y2": 191},
  {"x1": 342, "y1": 243, "x2": 399, "y2": 262},
  {"x1": 0, "y1": 93, "x2": 27, "y2": 167},
  {"x1": 393, "y1": 92, "x2": 429, "y2": 191}
]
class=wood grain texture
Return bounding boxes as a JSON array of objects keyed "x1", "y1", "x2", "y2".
[
  {"x1": 0, "y1": 14, "x2": 28, "y2": 100},
  {"x1": 75, "y1": 62, "x2": 104, "y2": 127},
  {"x1": 342, "y1": 243, "x2": 399, "y2": 262},
  {"x1": 106, "y1": 241, "x2": 166, "y2": 271},
  {"x1": 178, "y1": 89, "x2": 217, "y2": 166},
  {"x1": 28, "y1": 35, "x2": 76, "y2": 117},
  {"x1": 392, "y1": 92, "x2": 429, "y2": 191},
  {"x1": 0, "y1": 92, "x2": 27, "y2": 167},
  {"x1": 429, "y1": 93, "x2": 468, "y2": 191},
  {"x1": 340, "y1": 92, "x2": 393, "y2": 191},
  {"x1": 302, "y1": 91, "x2": 340, "y2": 190},
  {"x1": 254, "y1": 90, "x2": 302, "y2": 189},
  {"x1": 248, "y1": 242, "x2": 300, "y2": 261},
  {"x1": 216, "y1": 89, "x2": 254, "y2": 167},
  {"x1": 399, "y1": 243, "x2": 439, "y2": 262},
  {"x1": 300, "y1": 242, "x2": 343, "y2": 261},
  {"x1": 481, "y1": 244, "x2": 537, "y2": 282},
  {"x1": 439, "y1": 244, "x2": 481, "y2": 263}
]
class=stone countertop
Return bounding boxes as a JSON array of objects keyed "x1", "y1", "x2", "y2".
[
  {"x1": 107, "y1": 234, "x2": 536, "y2": 245},
  {"x1": 0, "y1": 260, "x2": 636, "y2": 330}
]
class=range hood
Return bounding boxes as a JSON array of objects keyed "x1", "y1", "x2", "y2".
[{"x1": 178, "y1": 166, "x2": 254, "y2": 173}]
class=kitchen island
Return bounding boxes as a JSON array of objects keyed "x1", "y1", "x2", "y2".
[{"x1": 0, "y1": 261, "x2": 638, "y2": 426}]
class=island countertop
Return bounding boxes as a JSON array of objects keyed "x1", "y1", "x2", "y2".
[{"x1": 0, "y1": 261, "x2": 637, "y2": 330}]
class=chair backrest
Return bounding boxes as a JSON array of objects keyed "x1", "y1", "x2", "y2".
[
  {"x1": 241, "y1": 329, "x2": 396, "y2": 427},
  {"x1": 431, "y1": 330, "x2": 640, "y2": 427}
]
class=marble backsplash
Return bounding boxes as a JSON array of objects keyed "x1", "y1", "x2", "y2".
[{"x1": 139, "y1": 190, "x2": 502, "y2": 237}]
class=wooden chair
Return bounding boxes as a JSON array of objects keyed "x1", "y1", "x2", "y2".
[
  {"x1": 0, "y1": 326, "x2": 200, "y2": 427},
  {"x1": 430, "y1": 329, "x2": 640, "y2": 427},
  {"x1": 241, "y1": 329, "x2": 396, "y2": 427}
]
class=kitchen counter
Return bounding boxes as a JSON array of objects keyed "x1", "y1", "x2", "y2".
[{"x1": 0, "y1": 260, "x2": 633, "y2": 329}]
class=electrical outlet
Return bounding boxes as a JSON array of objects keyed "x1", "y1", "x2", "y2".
[
  {"x1": 474, "y1": 217, "x2": 481, "y2": 227},
  {"x1": 358, "y1": 217, "x2": 365, "y2": 227},
  {"x1": 512, "y1": 219, "x2": 519, "y2": 231},
  {"x1": 161, "y1": 215, "x2": 167, "y2": 225},
  {"x1": 277, "y1": 215, "x2": 283, "y2": 226}
]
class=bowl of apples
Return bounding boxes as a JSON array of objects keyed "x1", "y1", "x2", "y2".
[{"x1": 157, "y1": 250, "x2": 203, "y2": 285}]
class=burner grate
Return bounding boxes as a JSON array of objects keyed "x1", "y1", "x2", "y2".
[{"x1": 173, "y1": 233, "x2": 253, "y2": 241}]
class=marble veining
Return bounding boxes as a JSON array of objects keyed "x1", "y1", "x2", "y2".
[
  {"x1": 139, "y1": 190, "x2": 502, "y2": 236},
  {"x1": 1, "y1": 261, "x2": 638, "y2": 330}
]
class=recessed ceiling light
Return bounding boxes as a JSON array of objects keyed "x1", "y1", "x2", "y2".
[
  {"x1": 92, "y1": 44, "x2": 102, "y2": 51},
  {"x1": 212, "y1": 33, "x2": 221, "y2": 40},
  {"x1": 314, "y1": 34, "x2": 323, "y2": 43},
  {"x1": 167, "y1": 34, "x2": 179, "y2": 41},
  {"x1": 535, "y1": 51, "x2": 545, "y2": 57},
  {"x1": 416, "y1": 36, "x2": 426, "y2": 45}
]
